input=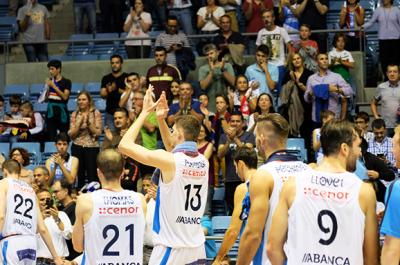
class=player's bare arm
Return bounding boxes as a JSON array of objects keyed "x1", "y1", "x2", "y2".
[
  {"x1": 237, "y1": 169, "x2": 274, "y2": 264},
  {"x1": 72, "y1": 193, "x2": 93, "y2": 252},
  {"x1": 0, "y1": 179, "x2": 8, "y2": 232}
]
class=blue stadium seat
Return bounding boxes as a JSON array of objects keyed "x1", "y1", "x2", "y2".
[
  {"x1": 212, "y1": 216, "x2": 231, "y2": 235},
  {"x1": 71, "y1": 83, "x2": 84, "y2": 95},
  {"x1": 0, "y1": 142, "x2": 10, "y2": 158},
  {"x1": 11, "y1": 142, "x2": 41, "y2": 165},
  {"x1": 98, "y1": 54, "x2": 113, "y2": 60},
  {"x1": 85, "y1": 82, "x2": 101, "y2": 95},
  {"x1": 286, "y1": 138, "x2": 307, "y2": 162},
  {"x1": 33, "y1": 103, "x2": 48, "y2": 114},
  {"x1": 95, "y1": 99, "x2": 106, "y2": 112},
  {"x1": 74, "y1": 54, "x2": 98, "y2": 61},
  {"x1": 3, "y1": 84, "x2": 29, "y2": 100},
  {"x1": 67, "y1": 100, "x2": 77, "y2": 112},
  {"x1": 42, "y1": 141, "x2": 57, "y2": 162},
  {"x1": 212, "y1": 187, "x2": 227, "y2": 216},
  {"x1": 0, "y1": 17, "x2": 18, "y2": 35},
  {"x1": 30, "y1": 83, "x2": 45, "y2": 101}
]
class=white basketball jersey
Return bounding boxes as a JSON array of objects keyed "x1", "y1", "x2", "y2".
[
  {"x1": 286, "y1": 169, "x2": 365, "y2": 264},
  {"x1": 153, "y1": 152, "x2": 209, "y2": 248},
  {"x1": 2, "y1": 178, "x2": 38, "y2": 237},
  {"x1": 83, "y1": 189, "x2": 145, "y2": 265},
  {"x1": 254, "y1": 161, "x2": 309, "y2": 265}
]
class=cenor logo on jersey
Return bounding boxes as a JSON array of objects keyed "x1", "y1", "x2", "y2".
[
  {"x1": 98, "y1": 206, "x2": 140, "y2": 216},
  {"x1": 303, "y1": 187, "x2": 350, "y2": 202}
]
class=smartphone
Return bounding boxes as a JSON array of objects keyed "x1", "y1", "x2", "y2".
[
  {"x1": 377, "y1": 153, "x2": 385, "y2": 158},
  {"x1": 45, "y1": 198, "x2": 53, "y2": 209}
]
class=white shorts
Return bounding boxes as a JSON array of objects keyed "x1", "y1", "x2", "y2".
[
  {"x1": 149, "y1": 244, "x2": 206, "y2": 265},
  {"x1": 0, "y1": 235, "x2": 37, "y2": 265}
]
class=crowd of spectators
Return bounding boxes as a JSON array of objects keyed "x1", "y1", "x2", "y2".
[{"x1": 1, "y1": 0, "x2": 400, "y2": 263}]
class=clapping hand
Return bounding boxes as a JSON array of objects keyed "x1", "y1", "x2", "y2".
[
  {"x1": 156, "y1": 92, "x2": 169, "y2": 119},
  {"x1": 142, "y1": 84, "x2": 159, "y2": 114}
]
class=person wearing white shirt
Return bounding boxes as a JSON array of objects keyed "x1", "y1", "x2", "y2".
[{"x1": 36, "y1": 189, "x2": 72, "y2": 264}]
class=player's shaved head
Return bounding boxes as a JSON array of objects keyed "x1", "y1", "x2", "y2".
[
  {"x1": 97, "y1": 149, "x2": 125, "y2": 180},
  {"x1": 256, "y1": 113, "x2": 289, "y2": 146},
  {"x1": 2, "y1": 159, "x2": 21, "y2": 175}
]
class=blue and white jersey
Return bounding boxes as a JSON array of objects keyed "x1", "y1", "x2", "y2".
[{"x1": 153, "y1": 152, "x2": 209, "y2": 248}]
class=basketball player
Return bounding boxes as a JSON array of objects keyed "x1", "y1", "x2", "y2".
[
  {"x1": 0, "y1": 159, "x2": 64, "y2": 265},
  {"x1": 213, "y1": 147, "x2": 258, "y2": 264},
  {"x1": 72, "y1": 149, "x2": 146, "y2": 264},
  {"x1": 381, "y1": 125, "x2": 400, "y2": 264},
  {"x1": 118, "y1": 87, "x2": 209, "y2": 264},
  {"x1": 236, "y1": 114, "x2": 310, "y2": 265},
  {"x1": 267, "y1": 120, "x2": 378, "y2": 264}
]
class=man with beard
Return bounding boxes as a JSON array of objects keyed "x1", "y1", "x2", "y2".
[
  {"x1": 100, "y1": 54, "x2": 128, "y2": 130},
  {"x1": 146, "y1": 46, "x2": 181, "y2": 102},
  {"x1": 102, "y1": 107, "x2": 130, "y2": 149},
  {"x1": 267, "y1": 120, "x2": 378, "y2": 265}
]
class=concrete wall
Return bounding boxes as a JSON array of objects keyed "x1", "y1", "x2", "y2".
[{"x1": 4, "y1": 52, "x2": 366, "y2": 101}]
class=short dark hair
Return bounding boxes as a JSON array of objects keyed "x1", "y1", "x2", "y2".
[
  {"x1": 0, "y1": 95, "x2": 4, "y2": 103},
  {"x1": 320, "y1": 120, "x2": 356, "y2": 157},
  {"x1": 320, "y1": 109, "x2": 335, "y2": 121},
  {"x1": 300, "y1": 23, "x2": 311, "y2": 30},
  {"x1": 215, "y1": 93, "x2": 230, "y2": 106},
  {"x1": 235, "y1": 74, "x2": 248, "y2": 86},
  {"x1": 47, "y1": 59, "x2": 62, "y2": 69},
  {"x1": 2, "y1": 159, "x2": 21, "y2": 174},
  {"x1": 114, "y1": 107, "x2": 129, "y2": 117},
  {"x1": 97, "y1": 149, "x2": 125, "y2": 180},
  {"x1": 175, "y1": 115, "x2": 201, "y2": 141},
  {"x1": 256, "y1": 44, "x2": 270, "y2": 56},
  {"x1": 110, "y1": 54, "x2": 123, "y2": 64},
  {"x1": 233, "y1": 147, "x2": 258, "y2": 169},
  {"x1": 220, "y1": 14, "x2": 231, "y2": 22},
  {"x1": 371, "y1": 118, "x2": 386, "y2": 130},
  {"x1": 56, "y1": 132, "x2": 70, "y2": 143},
  {"x1": 333, "y1": 33, "x2": 347, "y2": 47},
  {"x1": 127, "y1": 72, "x2": 140, "y2": 79},
  {"x1": 355, "y1": 111, "x2": 370, "y2": 123},
  {"x1": 166, "y1": 15, "x2": 178, "y2": 23},
  {"x1": 387, "y1": 64, "x2": 399, "y2": 72},
  {"x1": 9, "y1": 147, "x2": 30, "y2": 166},
  {"x1": 155, "y1": 46, "x2": 167, "y2": 53},
  {"x1": 261, "y1": 8, "x2": 274, "y2": 17},
  {"x1": 230, "y1": 111, "x2": 244, "y2": 121},
  {"x1": 54, "y1": 178, "x2": 72, "y2": 196},
  {"x1": 9, "y1": 94, "x2": 22, "y2": 106}
]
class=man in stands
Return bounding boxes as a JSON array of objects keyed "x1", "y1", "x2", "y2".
[
  {"x1": 45, "y1": 132, "x2": 78, "y2": 186},
  {"x1": 0, "y1": 159, "x2": 64, "y2": 264},
  {"x1": 371, "y1": 64, "x2": 400, "y2": 137},
  {"x1": 100, "y1": 54, "x2": 128, "y2": 130},
  {"x1": 102, "y1": 107, "x2": 131, "y2": 149},
  {"x1": 367, "y1": 118, "x2": 396, "y2": 168},
  {"x1": 33, "y1": 166, "x2": 51, "y2": 192},
  {"x1": 72, "y1": 149, "x2": 146, "y2": 263},
  {"x1": 267, "y1": 120, "x2": 378, "y2": 265},
  {"x1": 236, "y1": 113, "x2": 309, "y2": 264},
  {"x1": 146, "y1": 46, "x2": 182, "y2": 102}
]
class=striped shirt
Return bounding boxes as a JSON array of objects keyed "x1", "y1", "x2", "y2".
[
  {"x1": 367, "y1": 136, "x2": 396, "y2": 167},
  {"x1": 155, "y1": 32, "x2": 190, "y2": 66}
]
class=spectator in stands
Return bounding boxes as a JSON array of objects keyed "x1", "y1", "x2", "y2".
[
  {"x1": 166, "y1": 0, "x2": 195, "y2": 36},
  {"x1": 155, "y1": 16, "x2": 191, "y2": 67},
  {"x1": 363, "y1": 0, "x2": 400, "y2": 77},
  {"x1": 196, "y1": 0, "x2": 225, "y2": 55},
  {"x1": 245, "y1": 45, "x2": 279, "y2": 106},
  {"x1": 199, "y1": 43, "x2": 235, "y2": 113},
  {"x1": 45, "y1": 60, "x2": 71, "y2": 141},
  {"x1": 73, "y1": 0, "x2": 96, "y2": 34},
  {"x1": 0, "y1": 95, "x2": 22, "y2": 142},
  {"x1": 8, "y1": 0, "x2": 18, "y2": 16},
  {"x1": 102, "y1": 107, "x2": 130, "y2": 149},
  {"x1": 281, "y1": 52, "x2": 313, "y2": 144},
  {"x1": 170, "y1": 80, "x2": 181, "y2": 104},
  {"x1": 213, "y1": 147, "x2": 258, "y2": 264},
  {"x1": 100, "y1": 54, "x2": 128, "y2": 130},
  {"x1": 142, "y1": 174, "x2": 157, "y2": 264},
  {"x1": 305, "y1": 53, "x2": 353, "y2": 126},
  {"x1": 167, "y1": 82, "x2": 204, "y2": 126},
  {"x1": 36, "y1": 189, "x2": 72, "y2": 263},
  {"x1": 52, "y1": 179, "x2": 80, "y2": 260},
  {"x1": 119, "y1": 72, "x2": 141, "y2": 114},
  {"x1": 146, "y1": 46, "x2": 182, "y2": 101},
  {"x1": 217, "y1": 111, "x2": 256, "y2": 214},
  {"x1": 230, "y1": 75, "x2": 257, "y2": 121},
  {"x1": 9, "y1": 147, "x2": 33, "y2": 184},
  {"x1": 312, "y1": 109, "x2": 335, "y2": 163},
  {"x1": 256, "y1": 9, "x2": 293, "y2": 101},
  {"x1": 297, "y1": 0, "x2": 328, "y2": 52},
  {"x1": 143, "y1": 0, "x2": 166, "y2": 29},
  {"x1": 367, "y1": 118, "x2": 396, "y2": 168},
  {"x1": 197, "y1": 123, "x2": 214, "y2": 217},
  {"x1": 123, "y1": 0, "x2": 152, "y2": 59},
  {"x1": 339, "y1": 0, "x2": 365, "y2": 51},
  {"x1": 9, "y1": 101, "x2": 44, "y2": 143},
  {"x1": 33, "y1": 166, "x2": 51, "y2": 192},
  {"x1": 328, "y1": 33, "x2": 354, "y2": 84},
  {"x1": 371, "y1": 64, "x2": 400, "y2": 136},
  {"x1": 247, "y1": 93, "x2": 275, "y2": 133},
  {"x1": 0, "y1": 95, "x2": 4, "y2": 121},
  {"x1": 242, "y1": 0, "x2": 274, "y2": 52},
  {"x1": 99, "y1": 0, "x2": 124, "y2": 32},
  {"x1": 279, "y1": 0, "x2": 306, "y2": 41},
  {"x1": 45, "y1": 132, "x2": 79, "y2": 185},
  {"x1": 219, "y1": 0, "x2": 240, "y2": 32},
  {"x1": 17, "y1": 0, "x2": 50, "y2": 62},
  {"x1": 213, "y1": 94, "x2": 231, "y2": 148},
  {"x1": 354, "y1": 111, "x2": 374, "y2": 142},
  {"x1": 68, "y1": 91, "x2": 102, "y2": 189},
  {"x1": 293, "y1": 24, "x2": 319, "y2": 72},
  {"x1": 213, "y1": 15, "x2": 247, "y2": 74}
]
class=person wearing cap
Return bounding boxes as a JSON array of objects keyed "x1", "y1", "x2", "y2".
[{"x1": 198, "y1": 43, "x2": 236, "y2": 113}]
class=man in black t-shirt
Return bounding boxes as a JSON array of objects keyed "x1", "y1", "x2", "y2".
[
  {"x1": 46, "y1": 59, "x2": 71, "y2": 141},
  {"x1": 100, "y1": 54, "x2": 128, "y2": 130}
]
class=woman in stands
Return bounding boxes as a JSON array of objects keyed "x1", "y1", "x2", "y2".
[
  {"x1": 339, "y1": 0, "x2": 365, "y2": 51},
  {"x1": 230, "y1": 75, "x2": 258, "y2": 123},
  {"x1": 68, "y1": 91, "x2": 102, "y2": 188},
  {"x1": 123, "y1": 0, "x2": 152, "y2": 59},
  {"x1": 247, "y1": 93, "x2": 275, "y2": 133},
  {"x1": 9, "y1": 147, "x2": 33, "y2": 184}
]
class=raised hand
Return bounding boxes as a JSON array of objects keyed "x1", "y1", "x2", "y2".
[
  {"x1": 156, "y1": 92, "x2": 169, "y2": 119},
  {"x1": 142, "y1": 84, "x2": 159, "y2": 114}
]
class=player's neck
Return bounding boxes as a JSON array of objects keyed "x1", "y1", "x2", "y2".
[
  {"x1": 316, "y1": 156, "x2": 347, "y2": 173},
  {"x1": 264, "y1": 145, "x2": 286, "y2": 160},
  {"x1": 6, "y1": 173, "x2": 19, "y2": 180},
  {"x1": 102, "y1": 182, "x2": 124, "y2": 192},
  {"x1": 245, "y1": 169, "x2": 257, "y2": 182}
]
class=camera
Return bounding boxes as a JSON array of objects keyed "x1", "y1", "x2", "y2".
[{"x1": 45, "y1": 198, "x2": 54, "y2": 209}]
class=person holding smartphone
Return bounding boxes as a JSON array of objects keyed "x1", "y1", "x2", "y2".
[{"x1": 36, "y1": 189, "x2": 73, "y2": 264}]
